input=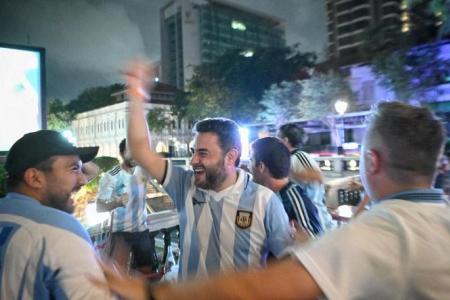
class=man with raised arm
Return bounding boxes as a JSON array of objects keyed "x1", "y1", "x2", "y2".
[
  {"x1": 96, "y1": 101, "x2": 450, "y2": 300},
  {"x1": 125, "y1": 61, "x2": 292, "y2": 280}
]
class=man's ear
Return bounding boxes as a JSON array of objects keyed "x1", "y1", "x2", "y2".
[
  {"x1": 23, "y1": 168, "x2": 46, "y2": 189},
  {"x1": 225, "y1": 148, "x2": 240, "y2": 166},
  {"x1": 365, "y1": 149, "x2": 381, "y2": 175}
]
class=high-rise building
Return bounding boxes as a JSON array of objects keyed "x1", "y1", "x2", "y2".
[
  {"x1": 160, "y1": 0, "x2": 285, "y2": 89},
  {"x1": 326, "y1": 0, "x2": 406, "y2": 63}
]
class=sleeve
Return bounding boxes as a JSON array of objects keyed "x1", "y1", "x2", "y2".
[
  {"x1": 264, "y1": 194, "x2": 293, "y2": 257},
  {"x1": 162, "y1": 161, "x2": 192, "y2": 210},
  {"x1": 96, "y1": 173, "x2": 116, "y2": 203},
  {"x1": 286, "y1": 211, "x2": 408, "y2": 300},
  {"x1": 291, "y1": 151, "x2": 320, "y2": 174},
  {"x1": 287, "y1": 186, "x2": 323, "y2": 238}
]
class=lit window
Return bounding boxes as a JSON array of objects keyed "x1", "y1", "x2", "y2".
[
  {"x1": 240, "y1": 50, "x2": 254, "y2": 57},
  {"x1": 231, "y1": 20, "x2": 246, "y2": 31}
]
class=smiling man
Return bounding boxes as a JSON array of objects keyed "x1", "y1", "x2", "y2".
[
  {"x1": 125, "y1": 61, "x2": 292, "y2": 280},
  {"x1": 0, "y1": 130, "x2": 115, "y2": 299}
]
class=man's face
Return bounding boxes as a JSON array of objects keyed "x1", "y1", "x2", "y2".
[
  {"x1": 248, "y1": 149, "x2": 264, "y2": 186},
  {"x1": 190, "y1": 132, "x2": 228, "y2": 190},
  {"x1": 42, "y1": 155, "x2": 87, "y2": 213},
  {"x1": 122, "y1": 148, "x2": 136, "y2": 168}
]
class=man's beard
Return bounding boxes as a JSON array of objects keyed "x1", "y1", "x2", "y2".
[
  {"x1": 45, "y1": 190, "x2": 76, "y2": 214},
  {"x1": 194, "y1": 157, "x2": 228, "y2": 190}
]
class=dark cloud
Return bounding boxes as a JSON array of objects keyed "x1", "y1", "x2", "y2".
[{"x1": 0, "y1": 0, "x2": 326, "y2": 101}]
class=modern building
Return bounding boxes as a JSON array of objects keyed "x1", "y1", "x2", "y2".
[
  {"x1": 326, "y1": 0, "x2": 406, "y2": 63},
  {"x1": 71, "y1": 83, "x2": 192, "y2": 158},
  {"x1": 160, "y1": 0, "x2": 286, "y2": 89}
]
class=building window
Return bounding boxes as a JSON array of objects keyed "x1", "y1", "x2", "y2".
[{"x1": 231, "y1": 20, "x2": 246, "y2": 31}]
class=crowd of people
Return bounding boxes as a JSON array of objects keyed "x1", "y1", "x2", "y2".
[{"x1": 0, "y1": 60, "x2": 449, "y2": 300}]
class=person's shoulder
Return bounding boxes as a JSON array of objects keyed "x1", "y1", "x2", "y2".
[
  {"x1": 32, "y1": 206, "x2": 91, "y2": 243},
  {"x1": 108, "y1": 165, "x2": 122, "y2": 176}
]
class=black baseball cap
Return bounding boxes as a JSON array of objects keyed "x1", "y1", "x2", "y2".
[{"x1": 5, "y1": 130, "x2": 99, "y2": 177}]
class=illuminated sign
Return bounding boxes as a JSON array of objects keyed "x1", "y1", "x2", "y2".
[{"x1": 231, "y1": 20, "x2": 246, "y2": 31}]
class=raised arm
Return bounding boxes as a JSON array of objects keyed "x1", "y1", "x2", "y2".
[{"x1": 125, "y1": 61, "x2": 167, "y2": 183}]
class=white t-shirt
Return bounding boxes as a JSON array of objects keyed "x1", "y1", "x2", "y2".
[{"x1": 288, "y1": 196, "x2": 450, "y2": 299}]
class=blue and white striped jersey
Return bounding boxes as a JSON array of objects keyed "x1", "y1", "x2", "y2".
[
  {"x1": 163, "y1": 162, "x2": 293, "y2": 280},
  {"x1": 291, "y1": 149, "x2": 337, "y2": 231},
  {"x1": 0, "y1": 193, "x2": 114, "y2": 299},
  {"x1": 97, "y1": 166, "x2": 148, "y2": 232},
  {"x1": 277, "y1": 181, "x2": 323, "y2": 238}
]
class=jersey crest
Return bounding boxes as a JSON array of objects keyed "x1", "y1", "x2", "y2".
[{"x1": 235, "y1": 210, "x2": 253, "y2": 229}]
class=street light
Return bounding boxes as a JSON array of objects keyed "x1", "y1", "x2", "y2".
[
  {"x1": 334, "y1": 100, "x2": 348, "y2": 116},
  {"x1": 334, "y1": 100, "x2": 348, "y2": 151}
]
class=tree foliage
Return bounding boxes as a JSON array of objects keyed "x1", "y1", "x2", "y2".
[
  {"x1": 185, "y1": 45, "x2": 317, "y2": 123},
  {"x1": 47, "y1": 98, "x2": 75, "y2": 131},
  {"x1": 297, "y1": 72, "x2": 354, "y2": 121},
  {"x1": 66, "y1": 83, "x2": 125, "y2": 113},
  {"x1": 258, "y1": 81, "x2": 303, "y2": 126},
  {"x1": 147, "y1": 107, "x2": 173, "y2": 134}
]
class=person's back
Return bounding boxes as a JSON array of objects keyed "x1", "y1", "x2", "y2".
[{"x1": 290, "y1": 149, "x2": 329, "y2": 226}]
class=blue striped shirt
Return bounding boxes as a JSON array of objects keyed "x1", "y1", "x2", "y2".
[
  {"x1": 163, "y1": 163, "x2": 293, "y2": 280},
  {"x1": 97, "y1": 166, "x2": 148, "y2": 232},
  {"x1": 0, "y1": 193, "x2": 114, "y2": 299},
  {"x1": 278, "y1": 181, "x2": 323, "y2": 238}
]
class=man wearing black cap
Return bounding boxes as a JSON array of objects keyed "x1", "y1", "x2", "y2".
[{"x1": 0, "y1": 130, "x2": 114, "y2": 299}]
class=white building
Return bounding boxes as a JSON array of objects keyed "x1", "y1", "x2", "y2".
[{"x1": 71, "y1": 84, "x2": 191, "y2": 159}]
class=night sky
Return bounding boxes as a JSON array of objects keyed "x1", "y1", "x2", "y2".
[{"x1": 0, "y1": 0, "x2": 327, "y2": 101}]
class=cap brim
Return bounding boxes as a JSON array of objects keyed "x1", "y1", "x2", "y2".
[{"x1": 76, "y1": 146, "x2": 99, "y2": 163}]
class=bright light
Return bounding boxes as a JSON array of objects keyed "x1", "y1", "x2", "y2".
[
  {"x1": 334, "y1": 100, "x2": 348, "y2": 115},
  {"x1": 342, "y1": 142, "x2": 359, "y2": 150},
  {"x1": 240, "y1": 50, "x2": 254, "y2": 57},
  {"x1": 239, "y1": 127, "x2": 250, "y2": 160},
  {"x1": 62, "y1": 130, "x2": 77, "y2": 145},
  {"x1": 337, "y1": 205, "x2": 353, "y2": 218},
  {"x1": 84, "y1": 202, "x2": 110, "y2": 227},
  {"x1": 231, "y1": 20, "x2": 246, "y2": 31},
  {"x1": 155, "y1": 77, "x2": 160, "y2": 82}
]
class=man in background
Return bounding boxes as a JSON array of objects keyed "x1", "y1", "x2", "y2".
[
  {"x1": 96, "y1": 138, "x2": 157, "y2": 274},
  {"x1": 278, "y1": 123, "x2": 336, "y2": 231},
  {"x1": 249, "y1": 137, "x2": 323, "y2": 238}
]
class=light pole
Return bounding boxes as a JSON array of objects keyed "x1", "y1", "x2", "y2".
[{"x1": 334, "y1": 100, "x2": 348, "y2": 149}]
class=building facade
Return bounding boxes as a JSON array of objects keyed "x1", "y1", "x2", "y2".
[
  {"x1": 160, "y1": 0, "x2": 286, "y2": 89},
  {"x1": 326, "y1": 0, "x2": 406, "y2": 62},
  {"x1": 71, "y1": 83, "x2": 191, "y2": 159}
]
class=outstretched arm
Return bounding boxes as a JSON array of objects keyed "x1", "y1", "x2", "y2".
[
  {"x1": 92, "y1": 258, "x2": 323, "y2": 300},
  {"x1": 125, "y1": 60, "x2": 167, "y2": 183}
]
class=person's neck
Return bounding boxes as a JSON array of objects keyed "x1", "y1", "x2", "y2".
[
  {"x1": 121, "y1": 163, "x2": 134, "y2": 174},
  {"x1": 374, "y1": 180, "x2": 433, "y2": 200},
  {"x1": 266, "y1": 177, "x2": 289, "y2": 193},
  {"x1": 213, "y1": 169, "x2": 239, "y2": 193}
]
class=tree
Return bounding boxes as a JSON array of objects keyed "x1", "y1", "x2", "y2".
[
  {"x1": 47, "y1": 98, "x2": 75, "y2": 131},
  {"x1": 66, "y1": 83, "x2": 125, "y2": 113},
  {"x1": 185, "y1": 45, "x2": 317, "y2": 123},
  {"x1": 147, "y1": 107, "x2": 173, "y2": 134},
  {"x1": 297, "y1": 72, "x2": 354, "y2": 146},
  {"x1": 258, "y1": 81, "x2": 303, "y2": 127}
]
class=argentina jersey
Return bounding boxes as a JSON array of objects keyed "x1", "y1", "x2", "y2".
[
  {"x1": 97, "y1": 166, "x2": 148, "y2": 232},
  {"x1": 0, "y1": 193, "x2": 113, "y2": 299},
  {"x1": 163, "y1": 162, "x2": 292, "y2": 280}
]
